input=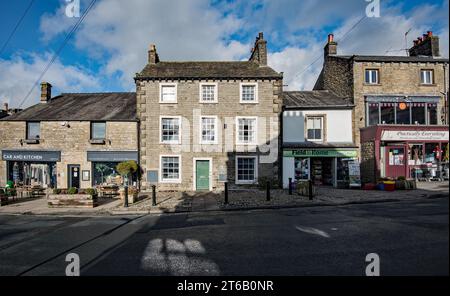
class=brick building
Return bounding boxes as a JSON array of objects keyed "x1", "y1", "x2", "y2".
[
  {"x1": 314, "y1": 32, "x2": 449, "y2": 182},
  {"x1": 0, "y1": 83, "x2": 138, "y2": 189},
  {"x1": 135, "y1": 33, "x2": 283, "y2": 191}
]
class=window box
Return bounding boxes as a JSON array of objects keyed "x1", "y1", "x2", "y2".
[{"x1": 24, "y1": 139, "x2": 40, "y2": 144}]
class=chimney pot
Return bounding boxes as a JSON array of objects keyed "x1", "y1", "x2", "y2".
[
  {"x1": 328, "y1": 34, "x2": 334, "y2": 43},
  {"x1": 258, "y1": 32, "x2": 264, "y2": 39},
  {"x1": 427, "y1": 31, "x2": 433, "y2": 37}
]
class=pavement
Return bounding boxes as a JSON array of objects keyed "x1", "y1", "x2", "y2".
[
  {"x1": 0, "y1": 181, "x2": 447, "y2": 216},
  {"x1": 0, "y1": 198, "x2": 447, "y2": 276}
]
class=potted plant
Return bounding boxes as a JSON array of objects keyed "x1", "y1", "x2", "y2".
[
  {"x1": 0, "y1": 188, "x2": 7, "y2": 206},
  {"x1": 395, "y1": 176, "x2": 406, "y2": 190}
]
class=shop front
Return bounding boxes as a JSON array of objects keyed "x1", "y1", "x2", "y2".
[
  {"x1": 282, "y1": 148, "x2": 359, "y2": 188},
  {"x1": 360, "y1": 125, "x2": 449, "y2": 181},
  {"x1": 2, "y1": 150, "x2": 61, "y2": 188},
  {"x1": 87, "y1": 151, "x2": 139, "y2": 187}
]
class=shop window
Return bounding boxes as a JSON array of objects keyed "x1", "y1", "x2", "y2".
[
  {"x1": 396, "y1": 102, "x2": 410, "y2": 124},
  {"x1": 409, "y1": 144, "x2": 424, "y2": 165},
  {"x1": 7, "y1": 161, "x2": 56, "y2": 188},
  {"x1": 388, "y1": 148, "x2": 404, "y2": 165},
  {"x1": 425, "y1": 143, "x2": 440, "y2": 163},
  {"x1": 306, "y1": 116, "x2": 323, "y2": 141},
  {"x1": 411, "y1": 103, "x2": 426, "y2": 124},
  {"x1": 91, "y1": 122, "x2": 106, "y2": 140},
  {"x1": 367, "y1": 103, "x2": 379, "y2": 126},
  {"x1": 236, "y1": 156, "x2": 257, "y2": 184},
  {"x1": 380, "y1": 103, "x2": 395, "y2": 124},
  {"x1": 27, "y1": 122, "x2": 40, "y2": 140},
  {"x1": 427, "y1": 103, "x2": 438, "y2": 125},
  {"x1": 294, "y1": 158, "x2": 309, "y2": 180},
  {"x1": 337, "y1": 158, "x2": 350, "y2": 181},
  {"x1": 93, "y1": 162, "x2": 136, "y2": 186}
]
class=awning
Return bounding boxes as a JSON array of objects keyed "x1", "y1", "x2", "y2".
[
  {"x1": 87, "y1": 151, "x2": 138, "y2": 162},
  {"x1": 2, "y1": 150, "x2": 61, "y2": 162}
]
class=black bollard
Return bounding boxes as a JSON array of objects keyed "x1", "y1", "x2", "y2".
[
  {"x1": 308, "y1": 180, "x2": 313, "y2": 200},
  {"x1": 124, "y1": 185, "x2": 129, "y2": 207},
  {"x1": 152, "y1": 185, "x2": 156, "y2": 206},
  {"x1": 266, "y1": 181, "x2": 270, "y2": 201},
  {"x1": 224, "y1": 182, "x2": 229, "y2": 204},
  {"x1": 288, "y1": 178, "x2": 292, "y2": 195}
]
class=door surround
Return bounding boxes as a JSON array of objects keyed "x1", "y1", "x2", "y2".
[{"x1": 193, "y1": 157, "x2": 212, "y2": 191}]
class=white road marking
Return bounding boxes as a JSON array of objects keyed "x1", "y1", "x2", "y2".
[{"x1": 295, "y1": 225, "x2": 330, "y2": 238}]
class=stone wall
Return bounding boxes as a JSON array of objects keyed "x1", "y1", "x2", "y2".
[
  {"x1": 0, "y1": 121, "x2": 138, "y2": 188},
  {"x1": 137, "y1": 79, "x2": 282, "y2": 191},
  {"x1": 360, "y1": 141, "x2": 376, "y2": 183}
]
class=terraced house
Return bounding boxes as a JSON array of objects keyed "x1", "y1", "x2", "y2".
[
  {"x1": 0, "y1": 84, "x2": 138, "y2": 190},
  {"x1": 314, "y1": 32, "x2": 449, "y2": 182},
  {"x1": 135, "y1": 33, "x2": 283, "y2": 191}
]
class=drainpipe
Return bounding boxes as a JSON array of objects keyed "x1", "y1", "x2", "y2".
[{"x1": 444, "y1": 63, "x2": 449, "y2": 125}]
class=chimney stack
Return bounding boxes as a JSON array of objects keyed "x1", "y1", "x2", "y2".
[
  {"x1": 40, "y1": 82, "x2": 52, "y2": 103},
  {"x1": 148, "y1": 44, "x2": 160, "y2": 64},
  {"x1": 324, "y1": 33, "x2": 338, "y2": 58},
  {"x1": 409, "y1": 31, "x2": 440, "y2": 57},
  {"x1": 249, "y1": 32, "x2": 267, "y2": 66},
  {"x1": 3, "y1": 102, "x2": 8, "y2": 111}
]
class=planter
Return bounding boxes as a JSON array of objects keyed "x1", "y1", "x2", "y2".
[
  {"x1": 362, "y1": 183, "x2": 376, "y2": 190},
  {"x1": 376, "y1": 183, "x2": 385, "y2": 191},
  {"x1": 48, "y1": 194, "x2": 98, "y2": 208},
  {"x1": 395, "y1": 180, "x2": 406, "y2": 190},
  {"x1": 296, "y1": 181, "x2": 315, "y2": 197},
  {"x1": 383, "y1": 181, "x2": 395, "y2": 191},
  {"x1": 0, "y1": 194, "x2": 7, "y2": 206},
  {"x1": 118, "y1": 188, "x2": 139, "y2": 204}
]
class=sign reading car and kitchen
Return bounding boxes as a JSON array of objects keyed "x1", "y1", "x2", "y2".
[
  {"x1": 381, "y1": 130, "x2": 449, "y2": 141},
  {"x1": 283, "y1": 149, "x2": 357, "y2": 158},
  {"x1": 1, "y1": 150, "x2": 61, "y2": 162}
]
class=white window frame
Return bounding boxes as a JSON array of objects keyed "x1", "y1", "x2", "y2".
[
  {"x1": 159, "y1": 155, "x2": 182, "y2": 183},
  {"x1": 199, "y1": 115, "x2": 218, "y2": 144},
  {"x1": 159, "y1": 83, "x2": 178, "y2": 103},
  {"x1": 239, "y1": 82, "x2": 258, "y2": 103},
  {"x1": 306, "y1": 116, "x2": 324, "y2": 142},
  {"x1": 235, "y1": 116, "x2": 258, "y2": 145},
  {"x1": 199, "y1": 82, "x2": 218, "y2": 103},
  {"x1": 235, "y1": 156, "x2": 258, "y2": 184},
  {"x1": 160, "y1": 116, "x2": 181, "y2": 144},
  {"x1": 420, "y1": 69, "x2": 434, "y2": 85},
  {"x1": 365, "y1": 69, "x2": 379, "y2": 84}
]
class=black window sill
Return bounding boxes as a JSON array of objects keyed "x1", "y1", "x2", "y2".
[
  {"x1": 24, "y1": 139, "x2": 40, "y2": 144},
  {"x1": 89, "y1": 139, "x2": 106, "y2": 145}
]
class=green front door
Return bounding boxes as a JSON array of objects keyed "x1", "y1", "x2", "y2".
[{"x1": 196, "y1": 160, "x2": 210, "y2": 190}]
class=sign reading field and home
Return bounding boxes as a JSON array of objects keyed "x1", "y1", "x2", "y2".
[{"x1": 283, "y1": 149, "x2": 358, "y2": 158}]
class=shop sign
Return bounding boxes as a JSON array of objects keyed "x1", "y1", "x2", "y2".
[
  {"x1": 87, "y1": 151, "x2": 138, "y2": 162},
  {"x1": 283, "y1": 149, "x2": 357, "y2": 158},
  {"x1": 381, "y1": 130, "x2": 449, "y2": 141},
  {"x1": 1, "y1": 150, "x2": 61, "y2": 162},
  {"x1": 348, "y1": 160, "x2": 361, "y2": 188}
]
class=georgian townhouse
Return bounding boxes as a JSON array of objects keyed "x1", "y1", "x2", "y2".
[
  {"x1": 282, "y1": 91, "x2": 358, "y2": 188},
  {"x1": 314, "y1": 32, "x2": 449, "y2": 182},
  {"x1": 0, "y1": 83, "x2": 139, "y2": 189},
  {"x1": 135, "y1": 33, "x2": 283, "y2": 191}
]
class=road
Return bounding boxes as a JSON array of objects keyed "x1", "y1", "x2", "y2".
[{"x1": 0, "y1": 198, "x2": 448, "y2": 276}]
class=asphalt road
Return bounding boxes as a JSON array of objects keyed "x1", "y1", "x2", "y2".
[{"x1": 0, "y1": 198, "x2": 448, "y2": 276}]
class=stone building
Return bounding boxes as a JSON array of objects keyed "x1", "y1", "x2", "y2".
[
  {"x1": 314, "y1": 32, "x2": 449, "y2": 182},
  {"x1": 135, "y1": 33, "x2": 283, "y2": 191},
  {"x1": 0, "y1": 83, "x2": 138, "y2": 189}
]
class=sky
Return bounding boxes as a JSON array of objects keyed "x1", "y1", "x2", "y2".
[{"x1": 0, "y1": 0, "x2": 448, "y2": 108}]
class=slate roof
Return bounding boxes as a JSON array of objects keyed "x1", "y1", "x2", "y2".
[
  {"x1": 2, "y1": 92, "x2": 137, "y2": 121},
  {"x1": 332, "y1": 55, "x2": 449, "y2": 63},
  {"x1": 282, "y1": 90, "x2": 353, "y2": 109},
  {"x1": 136, "y1": 61, "x2": 283, "y2": 80}
]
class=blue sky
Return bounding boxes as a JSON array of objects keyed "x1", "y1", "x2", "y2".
[{"x1": 0, "y1": 0, "x2": 448, "y2": 108}]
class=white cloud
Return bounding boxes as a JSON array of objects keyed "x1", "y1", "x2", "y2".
[{"x1": 0, "y1": 52, "x2": 100, "y2": 108}]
